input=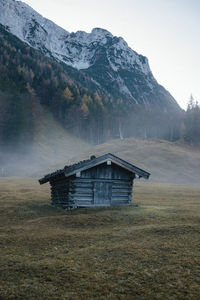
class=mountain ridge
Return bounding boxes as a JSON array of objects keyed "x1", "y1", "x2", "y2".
[
  {"x1": 0, "y1": 0, "x2": 184, "y2": 168},
  {"x1": 0, "y1": 0, "x2": 180, "y2": 109},
  {"x1": 0, "y1": 0, "x2": 189, "y2": 178}
]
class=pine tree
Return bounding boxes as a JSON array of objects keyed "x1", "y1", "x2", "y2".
[{"x1": 184, "y1": 95, "x2": 200, "y2": 145}]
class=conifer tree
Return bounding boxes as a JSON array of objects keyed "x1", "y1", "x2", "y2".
[{"x1": 184, "y1": 95, "x2": 200, "y2": 145}]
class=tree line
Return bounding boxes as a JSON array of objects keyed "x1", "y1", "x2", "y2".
[
  {"x1": 0, "y1": 24, "x2": 200, "y2": 150},
  {"x1": 183, "y1": 95, "x2": 200, "y2": 145}
]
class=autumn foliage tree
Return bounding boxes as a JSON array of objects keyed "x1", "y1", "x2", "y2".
[{"x1": 0, "y1": 23, "x2": 185, "y2": 147}]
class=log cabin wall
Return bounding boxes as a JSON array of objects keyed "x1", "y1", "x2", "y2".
[
  {"x1": 69, "y1": 162, "x2": 135, "y2": 207},
  {"x1": 50, "y1": 176, "x2": 69, "y2": 207},
  {"x1": 39, "y1": 153, "x2": 150, "y2": 208},
  {"x1": 68, "y1": 178, "x2": 94, "y2": 207}
]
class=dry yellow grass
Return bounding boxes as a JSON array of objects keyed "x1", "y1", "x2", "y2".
[
  {"x1": 57, "y1": 138, "x2": 200, "y2": 185},
  {"x1": 0, "y1": 178, "x2": 200, "y2": 299}
]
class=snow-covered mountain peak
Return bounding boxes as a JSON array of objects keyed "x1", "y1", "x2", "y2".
[
  {"x1": 0, "y1": 0, "x2": 179, "y2": 108},
  {"x1": 91, "y1": 27, "x2": 113, "y2": 39},
  {"x1": 0, "y1": 0, "x2": 151, "y2": 72},
  {"x1": 0, "y1": 0, "x2": 69, "y2": 49},
  {"x1": 68, "y1": 28, "x2": 113, "y2": 46}
]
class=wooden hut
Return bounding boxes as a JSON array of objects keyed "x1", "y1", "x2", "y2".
[{"x1": 39, "y1": 153, "x2": 150, "y2": 208}]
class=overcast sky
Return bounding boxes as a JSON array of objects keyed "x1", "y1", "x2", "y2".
[{"x1": 22, "y1": 0, "x2": 200, "y2": 109}]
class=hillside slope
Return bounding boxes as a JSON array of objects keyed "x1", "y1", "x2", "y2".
[
  {"x1": 46, "y1": 138, "x2": 200, "y2": 185},
  {"x1": 0, "y1": 110, "x2": 90, "y2": 176},
  {"x1": 93, "y1": 139, "x2": 200, "y2": 184}
]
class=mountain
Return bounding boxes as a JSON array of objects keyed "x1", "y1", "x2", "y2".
[
  {"x1": 0, "y1": 0, "x2": 180, "y2": 110},
  {"x1": 0, "y1": 0, "x2": 184, "y2": 170},
  {"x1": 0, "y1": 23, "x2": 116, "y2": 149}
]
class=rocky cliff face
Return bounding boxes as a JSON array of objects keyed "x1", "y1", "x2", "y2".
[{"x1": 0, "y1": 0, "x2": 180, "y2": 110}]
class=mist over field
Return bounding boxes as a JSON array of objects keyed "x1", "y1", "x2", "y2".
[
  {"x1": 0, "y1": 112, "x2": 90, "y2": 177},
  {"x1": 1, "y1": 135, "x2": 200, "y2": 185}
]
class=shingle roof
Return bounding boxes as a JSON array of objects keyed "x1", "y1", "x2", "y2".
[{"x1": 39, "y1": 153, "x2": 150, "y2": 184}]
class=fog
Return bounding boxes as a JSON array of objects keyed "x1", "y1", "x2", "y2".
[
  {"x1": 0, "y1": 147, "x2": 50, "y2": 177},
  {"x1": 0, "y1": 140, "x2": 89, "y2": 178},
  {"x1": 1, "y1": 136, "x2": 200, "y2": 186}
]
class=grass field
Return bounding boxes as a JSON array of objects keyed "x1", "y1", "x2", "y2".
[{"x1": 0, "y1": 178, "x2": 200, "y2": 299}]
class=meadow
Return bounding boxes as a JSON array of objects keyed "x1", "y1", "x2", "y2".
[{"x1": 0, "y1": 178, "x2": 200, "y2": 299}]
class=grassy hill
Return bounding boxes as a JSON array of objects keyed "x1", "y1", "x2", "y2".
[
  {"x1": 2, "y1": 133, "x2": 200, "y2": 185},
  {"x1": 1, "y1": 178, "x2": 200, "y2": 299},
  {"x1": 44, "y1": 138, "x2": 200, "y2": 185},
  {"x1": 91, "y1": 138, "x2": 200, "y2": 184}
]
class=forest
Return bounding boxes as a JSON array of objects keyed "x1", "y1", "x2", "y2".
[{"x1": 0, "y1": 24, "x2": 199, "y2": 152}]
